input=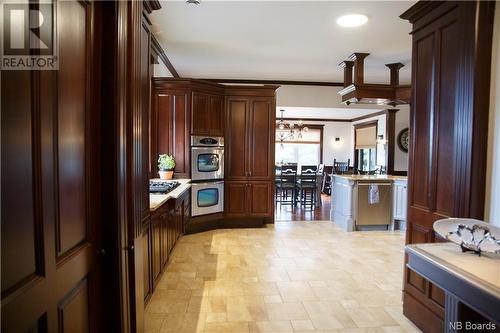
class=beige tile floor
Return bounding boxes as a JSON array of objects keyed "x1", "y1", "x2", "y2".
[{"x1": 145, "y1": 221, "x2": 421, "y2": 333}]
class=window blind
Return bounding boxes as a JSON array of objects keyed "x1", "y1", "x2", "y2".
[{"x1": 355, "y1": 126, "x2": 376, "y2": 149}]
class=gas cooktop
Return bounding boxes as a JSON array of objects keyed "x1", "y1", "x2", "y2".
[{"x1": 149, "y1": 181, "x2": 180, "y2": 194}]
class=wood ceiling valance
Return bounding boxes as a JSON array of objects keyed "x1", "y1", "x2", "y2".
[{"x1": 338, "y1": 52, "x2": 411, "y2": 107}]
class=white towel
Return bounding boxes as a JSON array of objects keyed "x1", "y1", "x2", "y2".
[{"x1": 368, "y1": 184, "x2": 379, "y2": 204}]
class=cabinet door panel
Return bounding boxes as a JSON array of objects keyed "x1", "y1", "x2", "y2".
[
  {"x1": 151, "y1": 216, "x2": 162, "y2": 286},
  {"x1": 152, "y1": 89, "x2": 190, "y2": 178},
  {"x1": 192, "y1": 92, "x2": 210, "y2": 135},
  {"x1": 225, "y1": 98, "x2": 248, "y2": 179},
  {"x1": 248, "y1": 99, "x2": 274, "y2": 180},
  {"x1": 210, "y1": 95, "x2": 224, "y2": 137},
  {"x1": 172, "y1": 94, "x2": 190, "y2": 177},
  {"x1": 161, "y1": 213, "x2": 168, "y2": 269},
  {"x1": 249, "y1": 182, "x2": 273, "y2": 217},
  {"x1": 142, "y1": 224, "x2": 151, "y2": 302},
  {"x1": 225, "y1": 182, "x2": 248, "y2": 216}
]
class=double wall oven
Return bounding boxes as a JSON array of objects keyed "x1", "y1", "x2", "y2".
[{"x1": 191, "y1": 136, "x2": 224, "y2": 217}]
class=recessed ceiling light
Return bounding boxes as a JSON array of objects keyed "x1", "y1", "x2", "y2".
[{"x1": 336, "y1": 14, "x2": 368, "y2": 28}]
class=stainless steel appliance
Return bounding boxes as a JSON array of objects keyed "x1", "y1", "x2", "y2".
[
  {"x1": 191, "y1": 181, "x2": 224, "y2": 216},
  {"x1": 149, "y1": 181, "x2": 180, "y2": 194},
  {"x1": 356, "y1": 181, "x2": 392, "y2": 229},
  {"x1": 191, "y1": 136, "x2": 224, "y2": 181}
]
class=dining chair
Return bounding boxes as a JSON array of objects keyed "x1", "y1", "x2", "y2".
[
  {"x1": 296, "y1": 165, "x2": 318, "y2": 209},
  {"x1": 276, "y1": 164, "x2": 298, "y2": 206},
  {"x1": 333, "y1": 158, "x2": 350, "y2": 174}
]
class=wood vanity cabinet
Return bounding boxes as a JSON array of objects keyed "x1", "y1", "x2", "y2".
[
  {"x1": 224, "y1": 86, "x2": 278, "y2": 222},
  {"x1": 400, "y1": 2, "x2": 495, "y2": 332}
]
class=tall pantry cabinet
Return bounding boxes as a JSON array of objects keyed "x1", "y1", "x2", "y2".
[{"x1": 400, "y1": 2, "x2": 495, "y2": 332}]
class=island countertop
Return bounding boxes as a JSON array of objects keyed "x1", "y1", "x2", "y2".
[
  {"x1": 332, "y1": 174, "x2": 407, "y2": 182},
  {"x1": 150, "y1": 179, "x2": 191, "y2": 211}
]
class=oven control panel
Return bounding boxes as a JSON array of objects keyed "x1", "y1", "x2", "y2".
[{"x1": 191, "y1": 136, "x2": 224, "y2": 147}]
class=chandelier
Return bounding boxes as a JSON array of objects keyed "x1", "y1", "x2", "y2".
[{"x1": 277, "y1": 109, "x2": 308, "y2": 148}]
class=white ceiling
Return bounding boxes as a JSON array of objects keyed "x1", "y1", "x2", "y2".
[
  {"x1": 151, "y1": 1, "x2": 415, "y2": 83},
  {"x1": 276, "y1": 107, "x2": 383, "y2": 120}
]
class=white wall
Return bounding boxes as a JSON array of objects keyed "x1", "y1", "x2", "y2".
[
  {"x1": 276, "y1": 85, "x2": 341, "y2": 108},
  {"x1": 394, "y1": 105, "x2": 410, "y2": 172},
  {"x1": 485, "y1": 5, "x2": 500, "y2": 227}
]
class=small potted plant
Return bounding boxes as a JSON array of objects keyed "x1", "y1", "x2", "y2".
[{"x1": 158, "y1": 154, "x2": 175, "y2": 180}]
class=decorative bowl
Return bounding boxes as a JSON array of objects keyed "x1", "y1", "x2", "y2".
[{"x1": 433, "y1": 218, "x2": 500, "y2": 255}]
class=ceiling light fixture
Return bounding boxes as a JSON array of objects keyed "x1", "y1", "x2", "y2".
[
  {"x1": 336, "y1": 14, "x2": 368, "y2": 28},
  {"x1": 186, "y1": 0, "x2": 201, "y2": 4},
  {"x1": 276, "y1": 110, "x2": 308, "y2": 149}
]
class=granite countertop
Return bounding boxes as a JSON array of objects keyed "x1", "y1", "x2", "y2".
[
  {"x1": 150, "y1": 178, "x2": 191, "y2": 211},
  {"x1": 406, "y1": 242, "x2": 500, "y2": 299},
  {"x1": 332, "y1": 174, "x2": 408, "y2": 181}
]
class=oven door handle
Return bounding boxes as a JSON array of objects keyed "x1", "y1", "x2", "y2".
[
  {"x1": 191, "y1": 146, "x2": 224, "y2": 151},
  {"x1": 192, "y1": 180, "x2": 224, "y2": 186}
]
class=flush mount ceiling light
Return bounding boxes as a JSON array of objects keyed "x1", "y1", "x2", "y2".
[
  {"x1": 336, "y1": 14, "x2": 368, "y2": 28},
  {"x1": 186, "y1": 0, "x2": 201, "y2": 4}
]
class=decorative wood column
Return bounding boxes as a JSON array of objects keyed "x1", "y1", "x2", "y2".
[
  {"x1": 385, "y1": 109, "x2": 398, "y2": 175},
  {"x1": 348, "y1": 53, "x2": 370, "y2": 85},
  {"x1": 339, "y1": 60, "x2": 354, "y2": 87}
]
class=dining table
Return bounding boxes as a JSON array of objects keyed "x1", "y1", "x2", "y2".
[{"x1": 275, "y1": 168, "x2": 323, "y2": 208}]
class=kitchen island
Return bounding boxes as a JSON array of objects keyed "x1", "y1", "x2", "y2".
[{"x1": 330, "y1": 175, "x2": 407, "y2": 232}]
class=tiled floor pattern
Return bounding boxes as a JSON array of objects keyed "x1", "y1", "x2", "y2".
[{"x1": 145, "y1": 221, "x2": 421, "y2": 333}]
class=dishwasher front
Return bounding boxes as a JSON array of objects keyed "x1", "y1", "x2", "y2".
[{"x1": 356, "y1": 182, "x2": 392, "y2": 229}]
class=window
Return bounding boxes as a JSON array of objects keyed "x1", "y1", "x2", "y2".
[
  {"x1": 354, "y1": 123, "x2": 377, "y2": 171},
  {"x1": 275, "y1": 126, "x2": 322, "y2": 167},
  {"x1": 358, "y1": 148, "x2": 376, "y2": 171}
]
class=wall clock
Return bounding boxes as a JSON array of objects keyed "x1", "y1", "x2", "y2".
[{"x1": 397, "y1": 128, "x2": 409, "y2": 152}]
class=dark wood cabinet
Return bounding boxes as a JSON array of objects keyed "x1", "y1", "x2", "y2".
[
  {"x1": 226, "y1": 98, "x2": 249, "y2": 179},
  {"x1": 225, "y1": 181, "x2": 273, "y2": 218},
  {"x1": 400, "y1": 2, "x2": 495, "y2": 332},
  {"x1": 145, "y1": 190, "x2": 190, "y2": 300},
  {"x1": 142, "y1": 220, "x2": 152, "y2": 303},
  {"x1": 191, "y1": 92, "x2": 225, "y2": 137},
  {"x1": 192, "y1": 92, "x2": 211, "y2": 135},
  {"x1": 151, "y1": 212, "x2": 162, "y2": 287},
  {"x1": 249, "y1": 182, "x2": 273, "y2": 217},
  {"x1": 210, "y1": 95, "x2": 225, "y2": 137},
  {"x1": 224, "y1": 86, "x2": 277, "y2": 222},
  {"x1": 225, "y1": 94, "x2": 275, "y2": 181},
  {"x1": 151, "y1": 87, "x2": 191, "y2": 178},
  {"x1": 225, "y1": 182, "x2": 249, "y2": 217},
  {"x1": 248, "y1": 98, "x2": 274, "y2": 180},
  {"x1": 151, "y1": 79, "x2": 225, "y2": 177}
]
